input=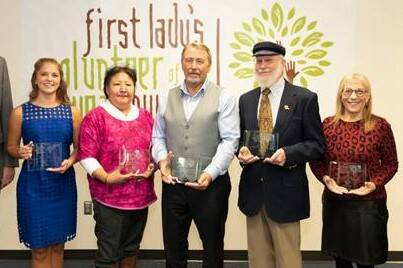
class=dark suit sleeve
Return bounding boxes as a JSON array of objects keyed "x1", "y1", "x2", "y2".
[
  {"x1": 0, "y1": 57, "x2": 18, "y2": 167},
  {"x1": 236, "y1": 95, "x2": 245, "y2": 167},
  {"x1": 282, "y1": 93, "x2": 326, "y2": 167},
  {"x1": 309, "y1": 117, "x2": 331, "y2": 185}
]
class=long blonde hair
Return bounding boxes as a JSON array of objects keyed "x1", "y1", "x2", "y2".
[
  {"x1": 29, "y1": 58, "x2": 70, "y2": 104},
  {"x1": 332, "y1": 73, "x2": 375, "y2": 133}
]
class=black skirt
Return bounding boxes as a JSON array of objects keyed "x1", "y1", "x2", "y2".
[{"x1": 321, "y1": 191, "x2": 389, "y2": 265}]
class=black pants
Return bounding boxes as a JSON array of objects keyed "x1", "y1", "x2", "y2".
[
  {"x1": 93, "y1": 200, "x2": 148, "y2": 268},
  {"x1": 162, "y1": 173, "x2": 231, "y2": 268},
  {"x1": 335, "y1": 257, "x2": 374, "y2": 268}
]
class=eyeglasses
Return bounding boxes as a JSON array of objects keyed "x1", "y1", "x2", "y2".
[
  {"x1": 342, "y1": 88, "x2": 367, "y2": 97},
  {"x1": 183, "y1": 57, "x2": 206, "y2": 66}
]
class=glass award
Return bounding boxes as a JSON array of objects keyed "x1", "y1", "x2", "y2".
[
  {"x1": 243, "y1": 130, "x2": 279, "y2": 159},
  {"x1": 119, "y1": 146, "x2": 150, "y2": 174},
  {"x1": 171, "y1": 156, "x2": 211, "y2": 183},
  {"x1": 27, "y1": 142, "x2": 63, "y2": 171},
  {"x1": 328, "y1": 161, "x2": 367, "y2": 190}
]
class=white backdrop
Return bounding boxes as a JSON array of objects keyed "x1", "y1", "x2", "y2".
[{"x1": 1, "y1": 0, "x2": 402, "y2": 251}]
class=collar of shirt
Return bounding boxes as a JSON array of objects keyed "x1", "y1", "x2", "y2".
[
  {"x1": 178, "y1": 79, "x2": 209, "y2": 120},
  {"x1": 260, "y1": 77, "x2": 285, "y2": 98},
  {"x1": 100, "y1": 99, "x2": 139, "y2": 121},
  {"x1": 257, "y1": 78, "x2": 285, "y2": 124},
  {"x1": 180, "y1": 79, "x2": 208, "y2": 98}
]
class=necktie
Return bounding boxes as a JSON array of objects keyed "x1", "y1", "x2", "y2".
[{"x1": 258, "y1": 88, "x2": 273, "y2": 156}]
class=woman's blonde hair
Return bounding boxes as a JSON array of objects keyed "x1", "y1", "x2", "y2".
[
  {"x1": 332, "y1": 73, "x2": 375, "y2": 133},
  {"x1": 29, "y1": 58, "x2": 70, "y2": 104}
]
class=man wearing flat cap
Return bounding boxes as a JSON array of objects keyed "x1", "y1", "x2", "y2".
[{"x1": 237, "y1": 41, "x2": 326, "y2": 268}]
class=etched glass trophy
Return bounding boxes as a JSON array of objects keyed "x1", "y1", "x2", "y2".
[
  {"x1": 27, "y1": 142, "x2": 63, "y2": 171},
  {"x1": 244, "y1": 130, "x2": 279, "y2": 159},
  {"x1": 328, "y1": 161, "x2": 367, "y2": 190},
  {"x1": 171, "y1": 156, "x2": 211, "y2": 183},
  {"x1": 119, "y1": 146, "x2": 150, "y2": 174}
]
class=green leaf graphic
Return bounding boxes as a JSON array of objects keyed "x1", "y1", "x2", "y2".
[
  {"x1": 287, "y1": 8, "x2": 295, "y2": 20},
  {"x1": 229, "y1": 62, "x2": 240, "y2": 68},
  {"x1": 234, "y1": 32, "x2": 254, "y2": 47},
  {"x1": 290, "y1": 37, "x2": 301, "y2": 46},
  {"x1": 269, "y1": 29, "x2": 275, "y2": 39},
  {"x1": 235, "y1": 68, "x2": 254, "y2": 78},
  {"x1": 242, "y1": 22, "x2": 252, "y2": 32},
  {"x1": 292, "y1": 49, "x2": 304, "y2": 56},
  {"x1": 271, "y1": 3, "x2": 284, "y2": 30},
  {"x1": 321, "y1": 41, "x2": 334, "y2": 48},
  {"x1": 291, "y1": 17, "x2": 306, "y2": 34},
  {"x1": 261, "y1": 9, "x2": 269, "y2": 21},
  {"x1": 305, "y1": 49, "x2": 327, "y2": 59},
  {"x1": 229, "y1": 2, "x2": 333, "y2": 85},
  {"x1": 319, "y1": 60, "x2": 331, "y2": 66},
  {"x1": 302, "y1": 66, "x2": 324, "y2": 76},
  {"x1": 230, "y1": 43, "x2": 241, "y2": 49},
  {"x1": 300, "y1": 76, "x2": 308, "y2": 87},
  {"x1": 307, "y1": 21, "x2": 317, "y2": 30},
  {"x1": 252, "y1": 17, "x2": 266, "y2": 36},
  {"x1": 281, "y1": 26, "x2": 288, "y2": 37},
  {"x1": 234, "y1": 52, "x2": 253, "y2": 62},
  {"x1": 302, "y1": 32, "x2": 323, "y2": 47}
]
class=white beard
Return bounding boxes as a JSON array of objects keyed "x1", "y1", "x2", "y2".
[{"x1": 255, "y1": 64, "x2": 283, "y2": 89}]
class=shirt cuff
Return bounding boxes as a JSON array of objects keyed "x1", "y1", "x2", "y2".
[
  {"x1": 80, "y1": 158, "x2": 102, "y2": 176},
  {"x1": 155, "y1": 150, "x2": 168, "y2": 164},
  {"x1": 204, "y1": 165, "x2": 221, "y2": 181}
]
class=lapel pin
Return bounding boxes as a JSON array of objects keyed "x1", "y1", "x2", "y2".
[{"x1": 284, "y1": 105, "x2": 290, "y2": 111}]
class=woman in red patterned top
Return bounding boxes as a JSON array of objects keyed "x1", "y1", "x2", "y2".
[{"x1": 310, "y1": 73, "x2": 398, "y2": 268}]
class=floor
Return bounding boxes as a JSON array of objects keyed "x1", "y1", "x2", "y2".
[{"x1": 0, "y1": 260, "x2": 400, "y2": 267}]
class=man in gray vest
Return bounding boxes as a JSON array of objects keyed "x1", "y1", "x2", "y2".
[
  {"x1": 0, "y1": 56, "x2": 18, "y2": 192},
  {"x1": 152, "y1": 42, "x2": 239, "y2": 268}
]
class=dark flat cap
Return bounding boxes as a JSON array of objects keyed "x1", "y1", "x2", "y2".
[{"x1": 252, "y1": 41, "x2": 286, "y2": 56}]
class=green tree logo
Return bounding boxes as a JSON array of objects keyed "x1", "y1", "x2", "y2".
[{"x1": 229, "y1": 2, "x2": 334, "y2": 88}]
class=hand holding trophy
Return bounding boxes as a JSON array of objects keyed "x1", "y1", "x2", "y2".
[
  {"x1": 328, "y1": 161, "x2": 367, "y2": 191},
  {"x1": 242, "y1": 130, "x2": 279, "y2": 163}
]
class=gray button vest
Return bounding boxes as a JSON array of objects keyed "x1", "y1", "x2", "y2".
[{"x1": 165, "y1": 81, "x2": 221, "y2": 159}]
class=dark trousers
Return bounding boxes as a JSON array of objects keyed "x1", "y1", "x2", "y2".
[
  {"x1": 162, "y1": 173, "x2": 231, "y2": 268},
  {"x1": 335, "y1": 257, "x2": 374, "y2": 268},
  {"x1": 93, "y1": 200, "x2": 148, "y2": 268}
]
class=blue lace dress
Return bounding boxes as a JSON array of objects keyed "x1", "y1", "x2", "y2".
[{"x1": 17, "y1": 102, "x2": 77, "y2": 249}]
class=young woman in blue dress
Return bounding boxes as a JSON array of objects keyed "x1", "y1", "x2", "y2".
[{"x1": 7, "y1": 58, "x2": 81, "y2": 268}]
